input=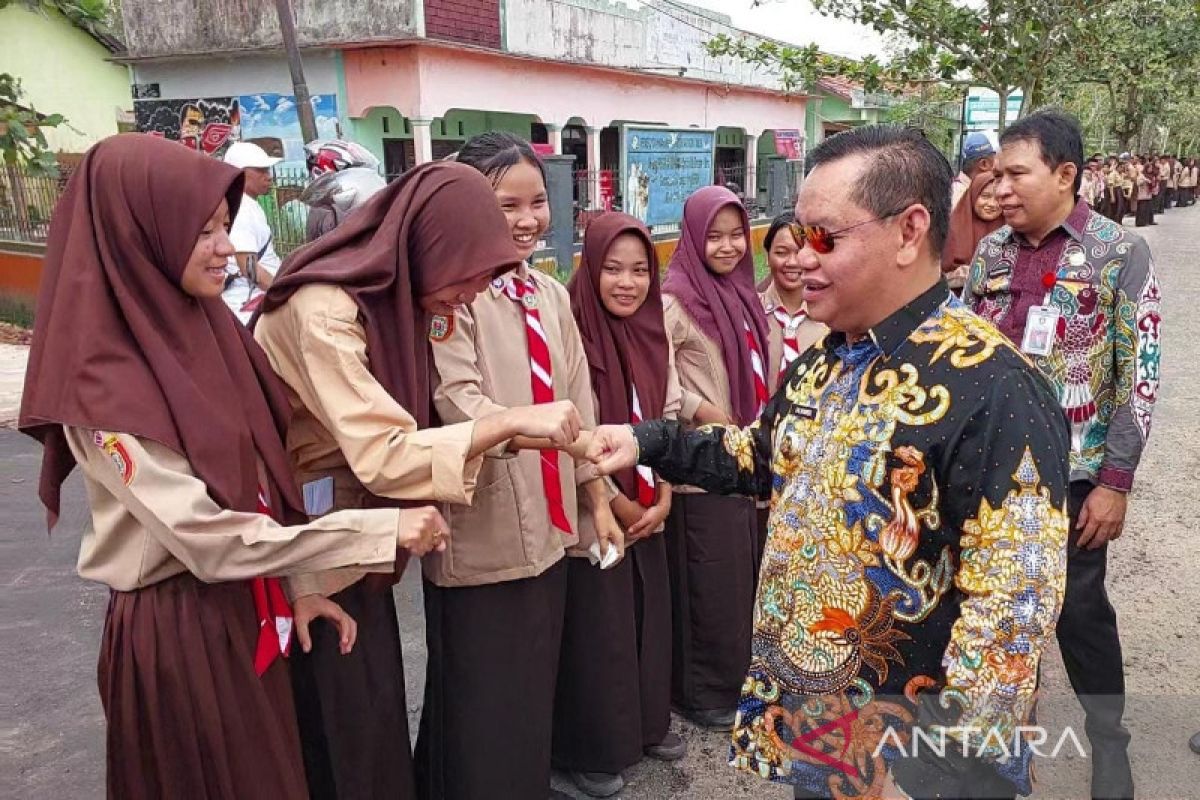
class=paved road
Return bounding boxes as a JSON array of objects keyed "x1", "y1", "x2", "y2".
[{"x1": 2, "y1": 206, "x2": 1199, "y2": 798}]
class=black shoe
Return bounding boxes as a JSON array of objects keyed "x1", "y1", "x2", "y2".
[
  {"x1": 683, "y1": 707, "x2": 737, "y2": 731},
  {"x1": 645, "y1": 731, "x2": 688, "y2": 761},
  {"x1": 569, "y1": 771, "x2": 624, "y2": 798},
  {"x1": 1189, "y1": 730, "x2": 1200, "y2": 754}
]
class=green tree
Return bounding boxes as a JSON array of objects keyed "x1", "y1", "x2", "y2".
[
  {"x1": 709, "y1": 0, "x2": 1113, "y2": 130},
  {"x1": 1047, "y1": 0, "x2": 1200, "y2": 152},
  {"x1": 0, "y1": 0, "x2": 113, "y2": 173}
]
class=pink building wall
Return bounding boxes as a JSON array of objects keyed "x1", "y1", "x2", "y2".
[{"x1": 342, "y1": 43, "x2": 807, "y2": 137}]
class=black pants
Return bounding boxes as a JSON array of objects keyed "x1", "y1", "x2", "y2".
[{"x1": 1057, "y1": 481, "x2": 1134, "y2": 800}]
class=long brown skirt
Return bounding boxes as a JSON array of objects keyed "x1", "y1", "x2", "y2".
[
  {"x1": 551, "y1": 534, "x2": 672, "y2": 774},
  {"x1": 99, "y1": 574, "x2": 308, "y2": 799},
  {"x1": 664, "y1": 492, "x2": 757, "y2": 713},
  {"x1": 415, "y1": 559, "x2": 568, "y2": 800},
  {"x1": 289, "y1": 577, "x2": 414, "y2": 799}
]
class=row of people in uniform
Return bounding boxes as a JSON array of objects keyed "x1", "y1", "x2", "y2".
[{"x1": 19, "y1": 130, "x2": 830, "y2": 800}]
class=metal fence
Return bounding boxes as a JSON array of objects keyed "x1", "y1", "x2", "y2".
[
  {"x1": 0, "y1": 166, "x2": 73, "y2": 244},
  {"x1": 0, "y1": 158, "x2": 806, "y2": 252}
]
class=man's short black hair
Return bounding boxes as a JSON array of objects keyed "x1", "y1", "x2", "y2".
[
  {"x1": 1000, "y1": 108, "x2": 1084, "y2": 194},
  {"x1": 808, "y1": 124, "x2": 953, "y2": 254}
]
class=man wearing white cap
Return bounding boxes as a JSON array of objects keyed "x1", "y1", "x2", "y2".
[{"x1": 222, "y1": 141, "x2": 283, "y2": 324}]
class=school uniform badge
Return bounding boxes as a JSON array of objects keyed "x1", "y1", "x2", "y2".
[
  {"x1": 429, "y1": 313, "x2": 455, "y2": 342},
  {"x1": 93, "y1": 430, "x2": 135, "y2": 485}
]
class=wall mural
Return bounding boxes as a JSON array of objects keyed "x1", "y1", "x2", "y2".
[
  {"x1": 134, "y1": 97, "x2": 241, "y2": 157},
  {"x1": 133, "y1": 93, "x2": 340, "y2": 166}
]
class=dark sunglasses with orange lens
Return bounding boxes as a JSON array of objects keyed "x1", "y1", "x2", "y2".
[{"x1": 789, "y1": 207, "x2": 911, "y2": 254}]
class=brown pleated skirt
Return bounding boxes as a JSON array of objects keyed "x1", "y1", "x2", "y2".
[
  {"x1": 289, "y1": 577, "x2": 415, "y2": 799},
  {"x1": 1135, "y1": 199, "x2": 1154, "y2": 227},
  {"x1": 415, "y1": 558, "x2": 568, "y2": 800},
  {"x1": 551, "y1": 533, "x2": 673, "y2": 774},
  {"x1": 664, "y1": 492, "x2": 757, "y2": 713},
  {"x1": 99, "y1": 574, "x2": 308, "y2": 799}
]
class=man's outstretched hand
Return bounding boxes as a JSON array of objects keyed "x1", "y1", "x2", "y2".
[{"x1": 587, "y1": 424, "x2": 639, "y2": 476}]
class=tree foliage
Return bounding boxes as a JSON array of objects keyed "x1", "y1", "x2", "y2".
[
  {"x1": 709, "y1": 0, "x2": 1113, "y2": 130},
  {"x1": 0, "y1": 0, "x2": 112, "y2": 173},
  {"x1": 1047, "y1": 0, "x2": 1200, "y2": 152}
]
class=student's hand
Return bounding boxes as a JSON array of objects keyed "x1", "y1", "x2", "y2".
[
  {"x1": 508, "y1": 401, "x2": 582, "y2": 447},
  {"x1": 563, "y1": 429, "x2": 594, "y2": 460},
  {"x1": 628, "y1": 484, "x2": 672, "y2": 541},
  {"x1": 397, "y1": 506, "x2": 450, "y2": 556},
  {"x1": 610, "y1": 493, "x2": 645, "y2": 531},
  {"x1": 592, "y1": 501, "x2": 625, "y2": 563},
  {"x1": 587, "y1": 425, "x2": 639, "y2": 476},
  {"x1": 1076, "y1": 486, "x2": 1128, "y2": 549},
  {"x1": 293, "y1": 594, "x2": 358, "y2": 655}
]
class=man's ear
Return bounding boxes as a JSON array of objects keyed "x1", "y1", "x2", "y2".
[
  {"x1": 896, "y1": 204, "x2": 931, "y2": 268},
  {"x1": 1059, "y1": 161, "x2": 1079, "y2": 193}
]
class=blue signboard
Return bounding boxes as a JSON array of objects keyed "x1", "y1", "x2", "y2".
[{"x1": 622, "y1": 126, "x2": 715, "y2": 226}]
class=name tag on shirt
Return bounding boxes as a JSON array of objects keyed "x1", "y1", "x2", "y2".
[
  {"x1": 302, "y1": 476, "x2": 334, "y2": 517},
  {"x1": 1021, "y1": 305, "x2": 1060, "y2": 357}
]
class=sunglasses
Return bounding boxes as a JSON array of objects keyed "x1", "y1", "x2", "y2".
[{"x1": 789, "y1": 207, "x2": 910, "y2": 254}]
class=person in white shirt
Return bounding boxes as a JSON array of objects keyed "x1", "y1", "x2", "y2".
[{"x1": 223, "y1": 142, "x2": 283, "y2": 323}]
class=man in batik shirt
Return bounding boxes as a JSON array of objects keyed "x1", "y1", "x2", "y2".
[
  {"x1": 964, "y1": 110, "x2": 1159, "y2": 800},
  {"x1": 590, "y1": 126, "x2": 1070, "y2": 800}
]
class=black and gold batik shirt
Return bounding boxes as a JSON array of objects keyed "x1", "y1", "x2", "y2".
[{"x1": 633, "y1": 281, "x2": 1070, "y2": 798}]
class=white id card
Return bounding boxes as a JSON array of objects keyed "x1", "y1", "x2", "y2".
[
  {"x1": 302, "y1": 476, "x2": 334, "y2": 516},
  {"x1": 1021, "y1": 305, "x2": 1060, "y2": 357}
]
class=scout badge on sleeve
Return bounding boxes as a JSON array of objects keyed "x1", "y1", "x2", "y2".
[
  {"x1": 429, "y1": 313, "x2": 455, "y2": 342},
  {"x1": 93, "y1": 431, "x2": 136, "y2": 485}
]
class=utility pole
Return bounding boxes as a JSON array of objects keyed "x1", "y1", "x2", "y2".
[{"x1": 273, "y1": 0, "x2": 318, "y2": 143}]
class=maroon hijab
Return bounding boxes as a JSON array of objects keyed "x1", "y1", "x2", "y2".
[
  {"x1": 20, "y1": 134, "x2": 306, "y2": 527},
  {"x1": 568, "y1": 213, "x2": 669, "y2": 502},
  {"x1": 942, "y1": 172, "x2": 1003, "y2": 271},
  {"x1": 258, "y1": 161, "x2": 520, "y2": 428},
  {"x1": 661, "y1": 186, "x2": 769, "y2": 425}
]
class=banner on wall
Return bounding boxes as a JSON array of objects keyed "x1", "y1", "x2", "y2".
[
  {"x1": 134, "y1": 93, "x2": 340, "y2": 166},
  {"x1": 621, "y1": 126, "x2": 715, "y2": 226},
  {"x1": 774, "y1": 129, "x2": 805, "y2": 161}
]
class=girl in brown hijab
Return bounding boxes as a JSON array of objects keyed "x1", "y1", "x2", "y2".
[
  {"x1": 552, "y1": 213, "x2": 685, "y2": 797},
  {"x1": 254, "y1": 160, "x2": 584, "y2": 799},
  {"x1": 942, "y1": 172, "x2": 1003, "y2": 290},
  {"x1": 18, "y1": 133, "x2": 449, "y2": 799}
]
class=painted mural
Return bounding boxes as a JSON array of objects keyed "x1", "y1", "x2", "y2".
[
  {"x1": 133, "y1": 93, "x2": 339, "y2": 166},
  {"x1": 238, "y1": 93, "x2": 339, "y2": 168},
  {"x1": 134, "y1": 97, "x2": 241, "y2": 156}
]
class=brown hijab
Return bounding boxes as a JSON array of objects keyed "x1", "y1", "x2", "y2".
[
  {"x1": 20, "y1": 134, "x2": 306, "y2": 527},
  {"x1": 942, "y1": 173, "x2": 1003, "y2": 272},
  {"x1": 568, "y1": 213, "x2": 669, "y2": 502},
  {"x1": 257, "y1": 161, "x2": 520, "y2": 428}
]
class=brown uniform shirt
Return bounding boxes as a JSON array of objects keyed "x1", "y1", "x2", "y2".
[
  {"x1": 64, "y1": 425, "x2": 402, "y2": 593},
  {"x1": 569, "y1": 347, "x2": 685, "y2": 557},
  {"x1": 759, "y1": 283, "x2": 828, "y2": 395},
  {"x1": 254, "y1": 283, "x2": 484, "y2": 598},
  {"x1": 429, "y1": 264, "x2": 600, "y2": 587},
  {"x1": 664, "y1": 295, "x2": 747, "y2": 494}
]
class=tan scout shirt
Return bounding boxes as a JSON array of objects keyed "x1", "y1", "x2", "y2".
[
  {"x1": 429, "y1": 264, "x2": 600, "y2": 587},
  {"x1": 665, "y1": 295, "x2": 745, "y2": 495},
  {"x1": 254, "y1": 283, "x2": 484, "y2": 599},
  {"x1": 569, "y1": 347, "x2": 685, "y2": 557},
  {"x1": 64, "y1": 426, "x2": 403, "y2": 593},
  {"x1": 759, "y1": 283, "x2": 828, "y2": 394}
]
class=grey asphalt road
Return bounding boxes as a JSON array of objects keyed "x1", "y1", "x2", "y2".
[{"x1": 2, "y1": 206, "x2": 1199, "y2": 798}]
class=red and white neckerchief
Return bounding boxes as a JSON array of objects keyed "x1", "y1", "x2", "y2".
[
  {"x1": 771, "y1": 305, "x2": 807, "y2": 381},
  {"x1": 504, "y1": 274, "x2": 574, "y2": 535},
  {"x1": 744, "y1": 319, "x2": 769, "y2": 417},
  {"x1": 252, "y1": 488, "x2": 294, "y2": 677},
  {"x1": 629, "y1": 384, "x2": 656, "y2": 507}
]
